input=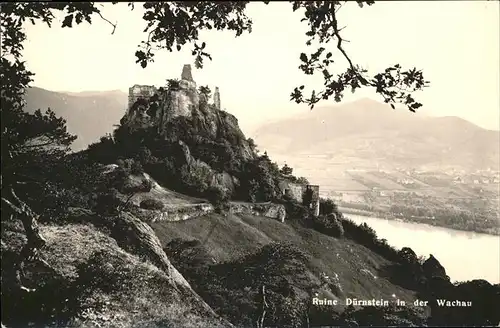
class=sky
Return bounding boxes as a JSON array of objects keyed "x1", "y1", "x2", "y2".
[{"x1": 23, "y1": 1, "x2": 500, "y2": 131}]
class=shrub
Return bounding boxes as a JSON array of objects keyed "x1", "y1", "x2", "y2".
[
  {"x1": 180, "y1": 164, "x2": 211, "y2": 195},
  {"x1": 341, "y1": 217, "x2": 400, "y2": 262},
  {"x1": 136, "y1": 146, "x2": 154, "y2": 164},
  {"x1": 312, "y1": 213, "x2": 344, "y2": 238},
  {"x1": 277, "y1": 194, "x2": 313, "y2": 223},
  {"x1": 130, "y1": 160, "x2": 144, "y2": 175},
  {"x1": 164, "y1": 238, "x2": 213, "y2": 272},
  {"x1": 120, "y1": 177, "x2": 153, "y2": 194},
  {"x1": 319, "y1": 198, "x2": 339, "y2": 215},
  {"x1": 140, "y1": 198, "x2": 164, "y2": 210},
  {"x1": 206, "y1": 185, "x2": 230, "y2": 213},
  {"x1": 296, "y1": 176, "x2": 309, "y2": 185},
  {"x1": 87, "y1": 134, "x2": 117, "y2": 164},
  {"x1": 93, "y1": 188, "x2": 122, "y2": 215}
]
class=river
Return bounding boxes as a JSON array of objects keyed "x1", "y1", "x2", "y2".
[{"x1": 346, "y1": 214, "x2": 500, "y2": 284}]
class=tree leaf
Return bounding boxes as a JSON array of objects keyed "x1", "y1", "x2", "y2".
[{"x1": 61, "y1": 14, "x2": 74, "y2": 28}]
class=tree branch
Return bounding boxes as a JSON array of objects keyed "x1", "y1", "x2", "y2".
[
  {"x1": 97, "y1": 11, "x2": 117, "y2": 35},
  {"x1": 331, "y1": 4, "x2": 355, "y2": 71}
]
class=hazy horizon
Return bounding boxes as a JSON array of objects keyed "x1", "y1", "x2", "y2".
[{"x1": 23, "y1": 1, "x2": 499, "y2": 131}]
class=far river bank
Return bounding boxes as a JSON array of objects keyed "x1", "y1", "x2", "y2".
[
  {"x1": 339, "y1": 206, "x2": 500, "y2": 236},
  {"x1": 345, "y1": 213, "x2": 500, "y2": 284}
]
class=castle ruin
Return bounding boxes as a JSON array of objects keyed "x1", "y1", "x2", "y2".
[
  {"x1": 279, "y1": 180, "x2": 320, "y2": 216},
  {"x1": 127, "y1": 64, "x2": 220, "y2": 112},
  {"x1": 128, "y1": 84, "x2": 157, "y2": 112}
]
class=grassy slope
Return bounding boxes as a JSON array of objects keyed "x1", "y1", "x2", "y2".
[
  {"x1": 151, "y1": 213, "x2": 417, "y2": 307},
  {"x1": 1, "y1": 219, "x2": 232, "y2": 328}
]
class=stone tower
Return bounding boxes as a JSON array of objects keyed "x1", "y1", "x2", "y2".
[
  {"x1": 214, "y1": 86, "x2": 221, "y2": 110},
  {"x1": 181, "y1": 64, "x2": 194, "y2": 82}
]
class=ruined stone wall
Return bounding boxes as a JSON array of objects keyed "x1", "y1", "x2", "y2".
[
  {"x1": 279, "y1": 180, "x2": 320, "y2": 216},
  {"x1": 128, "y1": 84, "x2": 157, "y2": 111},
  {"x1": 279, "y1": 180, "x2": 305, "y2": 203},
  {"x1": 307, "y1": 185, "x2": 320, "y2": 216},
  {"x1": 230, "y1": 202, "x2": 286, "y2": 223},
  {"x1": 288, "y1": 183, "x2": 305, "y2": 203}
]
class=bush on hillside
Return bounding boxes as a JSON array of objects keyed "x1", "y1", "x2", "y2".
[
  {"x1": 119, "y1": 177, "x2": 153, "y2": 195},
  {"x1": 319, "y1": 198, "x2": 339, "y2": 216},
  {"x1": 115, "y1": 158, "x2": 144, "y2": 175},
  {"x1": 180, "y1": 164, "x2": 212, "y2": 195},
  {"x1": 164, "y1": 238, "x2": 214, "y2": 275},
  {"x1": 93, "y1": 188, "x2": 122, "y2": 215},
  {"x1": 205, "y1": 185, "x2": 230, "y2": 213},
  {"x1": 130, "y1": 160, "x2": 144, "y2": 175},
  {"x1": 312, "y1": 213, "x2": 344, "y2": 238},
  {"x1": 236, "y1": 154, "x2": 282, "y2": 203},
  {"x1": 139, "y1": 198, "x2": 164, "y2": 210},
  {"x1": 87, "y1": 134, "x2": 118, "y2": 165},
  {"x1": 341, "y1": 218, "x2": 400, "y2": 262}
]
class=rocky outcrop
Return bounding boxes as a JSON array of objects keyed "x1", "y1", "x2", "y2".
[
  {"x1": 422, "y1": 254, "x2": 449, "y2": 281},
  {"x1": 122, "y1": 65, "x2": 255, "y2": 163},
  {"x1": 1, "y1": 208, "x2": 233, "y2": 327},
  {"x1": 230, "y1": 202, "x2": 287, "y2": 222}
]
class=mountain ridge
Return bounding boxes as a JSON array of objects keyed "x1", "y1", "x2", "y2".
[
  {"x1": 252, "y1": 98, "x2": 500, "y2": 171},
  {"x1": 24, "y1": 86, "x2": 128, "y2": 150}
]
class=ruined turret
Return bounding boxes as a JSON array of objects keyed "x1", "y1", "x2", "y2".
[
  {"x1": 181, "y1": 64, "x2": 194, "y2": 82},
  {"x1": 214, "y1": 86, "x2": 221, "y2": 110},
  {"x1": 179, "y1": 64, "x2": 197, "y2": 90}
]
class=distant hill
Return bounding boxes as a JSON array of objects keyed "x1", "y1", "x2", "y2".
[
  {"x1": 24, "y1": 87, "x2": 128, "y2": 150},
  {"x1": 252, "y1": 98, "x2": 500, "y2": 171}
]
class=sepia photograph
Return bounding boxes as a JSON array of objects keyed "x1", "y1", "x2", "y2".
[{"x1": 1, "y1": 1, "x2": 499, "y2": 327}]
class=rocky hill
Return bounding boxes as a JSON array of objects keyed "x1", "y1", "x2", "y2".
[
  {"x1": 252, "y1": 98, "x2": 500, "y2": 172},
  {"x1": 87, "y1": 64, "x2": 269, "y2": 204},
  {"x1": 121, "y1": 65, "x2": 254, "y2": 162}
]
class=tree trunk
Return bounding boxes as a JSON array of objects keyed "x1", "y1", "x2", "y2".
[
  {"x1": 2, "y1": 187, "x2": 46, "y2": 291},
  {"x1": 256, "y1": 285, "x2": 268, "y2": 328},
  {"x1": 2, "y1": 188, "x2": 46, "y2": 249}
]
